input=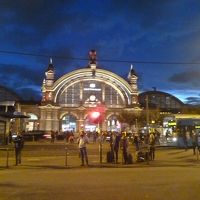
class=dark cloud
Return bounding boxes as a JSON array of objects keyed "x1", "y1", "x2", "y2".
[
  {"x1": 0, "y1": 0, "x2": 200, "y2": 103},
  {"x1": 0, "y1": 0, "x2": 75, "y2": 47},
  {"x1": 169, "y1": 70, "x2": 200, "y2": 88},
  {"x1": 0, "y1": 63, "x2": 43, "y2": 86},
  {"x1": 185, "y1": 96, "x2": 200, "y2": 105},
  {"x1": 108, "y1": 0, "x2": 174, "y2": 28},
  {"x1": 16, "y1": 87, "x2": 42, "y2": 101}
]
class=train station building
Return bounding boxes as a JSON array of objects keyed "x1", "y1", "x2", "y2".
[{"x1": 21, "y1": 50, "x2": 140, "y2": 133}]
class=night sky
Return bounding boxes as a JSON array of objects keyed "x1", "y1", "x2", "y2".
[{"x1": 1, "y1": 0, "x2": 200, "y2": 104}]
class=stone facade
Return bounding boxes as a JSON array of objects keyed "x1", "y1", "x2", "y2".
[{"x1": 22, "y1": 51, "x2": 141, "y2": 133}]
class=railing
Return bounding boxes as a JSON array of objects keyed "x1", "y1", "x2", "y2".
[{"x1": 0, "y1": 147, "x2": 14, "y2": 167}]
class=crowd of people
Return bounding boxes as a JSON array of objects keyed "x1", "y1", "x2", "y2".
[
  {"x1": 76, "y1": 130, "x2": 159, "y2": 166},
  {"x1": 7, "y1": 127, "x2": 200, "y2": 167}
]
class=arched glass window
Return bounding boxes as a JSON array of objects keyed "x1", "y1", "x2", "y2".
[
  {"x1": 57, "y1": 80, "x2": 124, "y2": 108},
  {"x1": 105, "y1": 85, "x2": 123, "y2": 107},
  {"x1": 58, "y1": 83, "x2": 80, "y2": 106}
]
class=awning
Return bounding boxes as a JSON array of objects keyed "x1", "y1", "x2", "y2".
[{"x1": 0, "y1": 111, "x2": 29, "y2": 119}]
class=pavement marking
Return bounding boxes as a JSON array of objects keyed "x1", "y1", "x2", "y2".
[{"x1": 26, "y1": 158, "x2": 41, "y2": 161}]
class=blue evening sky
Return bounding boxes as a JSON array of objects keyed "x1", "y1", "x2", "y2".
[{"x1": 0, "y1": 0, "x2": 200, "y2": 104}]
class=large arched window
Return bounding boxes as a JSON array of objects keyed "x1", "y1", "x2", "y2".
[
  {"x1": 57, "y1": 80, "x2": 124, "y2": 108},
  {"x1": 58, "y1": 83, "x2": 80, "y2": 106}
]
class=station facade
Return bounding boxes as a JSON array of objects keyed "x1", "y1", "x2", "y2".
[{"x1": 21, "y1": 50, "x2": 141, "y2": 133}]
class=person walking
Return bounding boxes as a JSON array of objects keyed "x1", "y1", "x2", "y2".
[
  {"x1": 78, "y1": 131, "x2": 89, "y2": 166},
  {"x1": 13, "y1": 133, "x2": 24, "y2": 165}
]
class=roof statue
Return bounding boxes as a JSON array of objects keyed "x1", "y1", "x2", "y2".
[{"x1": 89, "y1": 49, "x2": 97, "y2": 65}]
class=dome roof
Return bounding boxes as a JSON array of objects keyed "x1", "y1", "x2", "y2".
[{"x1": 139, "y1": 90, "x2": 184, "y2": 111}]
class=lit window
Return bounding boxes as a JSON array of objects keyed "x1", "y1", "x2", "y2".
[{"x1": 90, "y1": 83, "x2": 96, "y2": 88}]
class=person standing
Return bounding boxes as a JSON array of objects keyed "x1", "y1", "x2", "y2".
[
  {"x1": 51, "y1": 131, "x2": 55, "y2": 143},
  {"x1": 78, "y1": 131, "x2": 89, "y2": 166},
  {"x1": 113, "y1": 132, "x2": 121, "y2": 163},
  {"x1": 192, "y1": 130, "x2": 200, "y2": 155},
  {"x1": 149, "y1": 132, "x2": 156, "y2": 160},
  {"x1": 133, "y1": 132, "x2": 140, "y2": 151},
  {"x1": 121, "y1": 132, "x2": 128, "y2": 164},
  {"x1": 13, "y1": 133, "x2": 24, "y2": 165}
]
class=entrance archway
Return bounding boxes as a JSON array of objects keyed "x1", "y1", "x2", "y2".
[
  {"x1": 26, "y1": 113, "x2": 39, "y2": 131},
  {"x1": 61, "y1": 114, "x2": 77, "y2": 132},
  {"x1": 84, "y1": 116, "x2": 97, "y2": 132},
  {"x1": 107, "y1": 115, "x2": 121, "y2": 132}
]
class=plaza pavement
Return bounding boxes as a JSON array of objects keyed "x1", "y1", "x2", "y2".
[
  {"x1": 0, "y1": 141, "x2": 200, "y2": 168},
  {"x1": 1, "y1": 141, "x2": 200, "y2": 200}
]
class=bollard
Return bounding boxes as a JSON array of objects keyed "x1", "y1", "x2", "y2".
[
  {"x1": 0, "y1": 147, "x2": 12, "y2": 168},
  {"x1": 65, "y1": 147, "x2": 68, "y2": 167},
  {"x1": 99, "y1": 142, "x2": 102, "y2": 164},
  {"x1": 196, "y1": 146, "x2": 199, "y2": 161},
  {"x1": 6, "y1": 148, "x2": 9, "y2": 168},
  {"x1": 146, "y1": 149, "x2": 150, "y2": 165}
]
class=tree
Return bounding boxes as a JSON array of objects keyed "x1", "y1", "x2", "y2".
[{"x1": 118, "y1": 110, "x2": 138, "y2": 131}]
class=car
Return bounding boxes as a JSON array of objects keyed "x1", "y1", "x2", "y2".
[{"x1": 22, "y1": 130, "x2": 47, "y2": 141}]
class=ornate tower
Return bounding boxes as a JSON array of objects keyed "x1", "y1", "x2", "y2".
[
  {"x1": 41, "y1": 58, "x2": 55, "y2": 104},
  {"x1": 128, "y1": 64, "x2": 139, "y2": 106},
  {"x1": 45, "y1": 58, "x2": 55, "y2": 87},
  {"x1": 40, "y1": 58, "x2": 60, "y2": 131}
]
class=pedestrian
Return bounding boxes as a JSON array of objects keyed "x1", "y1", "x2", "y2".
[
  {"x1": 51, "y1": 131, "x2": 55, "y2": 143},
  {"x1": 149, "y1": 131, "x2": 156, "y2": 160},
  {"x1": 121, "y1": 132, "x2": 128, "y2": 164},
  {"x1": 192, "y1": 130, "x2": 200, "y2": 155},
  {"x1": 9, "y1": 131, "x2": 12, "y2": 143},
  {"x1": 77, "y1": 131, "x2": 89, "y2": 166},
  {"x1": 133, "y1": 132, "x2": 140, "y2": 151},
  {"x1": 13, "y1": 133, "x2": 24, "y2": 165},
  {"x1": 113, "y1": 132, "x2": 121, "y2": 163}
]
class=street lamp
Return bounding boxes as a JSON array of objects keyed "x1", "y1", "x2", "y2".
[{"x1": 88, "y1": 105, "x2": 105, "y2": 164}]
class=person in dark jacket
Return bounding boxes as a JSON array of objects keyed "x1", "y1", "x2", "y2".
[
  {"x1": 113, "y1": 132, "x2": 121, "y2": 163},
  {"x1": 192, "y1": 130, "x2": 200, "y2": 155},
  {"x1": 121, "y1": 132, "x2": 128, "y2": 164},
  {"x1": 13, "y1": 133, "x2": 24, "y2": 165}
]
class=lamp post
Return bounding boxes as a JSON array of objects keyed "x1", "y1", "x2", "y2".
[
  {"x1": 90, "y1": 111, "x2": 103, "y2": 164},
  {"x1": 146, "y1": 95, "x2": 150, "y2": 134}
]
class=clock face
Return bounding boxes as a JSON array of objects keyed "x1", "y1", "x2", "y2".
[{"x1": 89, "y1": 95, "x2": 96, "y2": 101}]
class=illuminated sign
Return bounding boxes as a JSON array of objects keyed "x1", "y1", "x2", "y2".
[
  {"x1": 195, "y1": 125, "x2": 200, "y2": 129},
  {"x1": 84, "y1": 88, "x2": 101, "y2": 91},
  {"x1": 168, "y1": 121, "x2": 176, "y2": 126}
]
